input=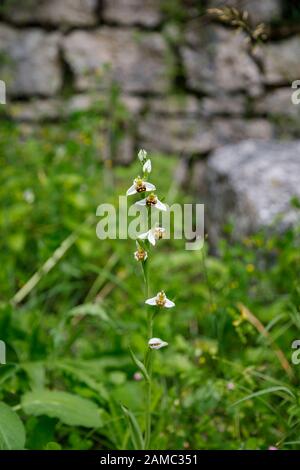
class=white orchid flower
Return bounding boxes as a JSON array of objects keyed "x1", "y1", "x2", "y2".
[
  {"x1": 134, "y1": 243, "x2": 148, "y2": 262},
  {"x1": 135, "y1": 193, "x2": 166, "y2": 211},
  {"x1": 126, "y1": 177, "x2": 156, "y2": 196},
  {"x1": 138, "y1": 149, "x2": 147, "y2": 163},
  {"x1": 148, "y1": 337, "x2": 168, "y2": 350},
  {"x1": 145, "y1": 291, "x2": 175, "y2": 308},
  {"x1": 143, "y1": 159, "x2": 152, "y2": 174},
  {"x1": 138, "y1": 226, "x2": 165, "y2": 246}
]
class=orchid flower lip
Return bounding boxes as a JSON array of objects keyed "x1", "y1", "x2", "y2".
[
  {"x1": 135, "y1": 194, "x2": 167, "y2": 211},
  {"x1": 134, "y1": 245, "x2": 148, "y2": 261},
  {"x1": 126, "y1": 178, "x2": 156, "y2": 196}
]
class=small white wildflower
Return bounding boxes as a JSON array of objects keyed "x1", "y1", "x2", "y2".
[
  {"x1": 135, "y1": 193, "x2": 166, "y2": 211},
  {"x1": 126, "y1": 177, "x2": 156, "y2": 196},
  {"x1": 145, "y1": 291, "x2": 175, "y2": 308},
  {"x1": 138, "y1": 149, "x2": 147, "y2": 163},
  {"x1": 138, "y1": 227, "x2": 165, "y2": 246},
  {"x1": 134, "y1": 244, "x2": 148, "y2": 262},
  {"x1": 148, "y1": 337, "x2": 168, "y2": 350},
  {"x1": 143, "y1": 159, "x2": 152, "y2": 174}
]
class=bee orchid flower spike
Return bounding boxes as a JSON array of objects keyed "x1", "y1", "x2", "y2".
[{"x1": 123, "y1": 149, "x2": 174, "y2": 450}]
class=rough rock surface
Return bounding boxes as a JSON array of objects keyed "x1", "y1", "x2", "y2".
[
  {"x1": 0, "y1": 0, "x2": 299, "y2": 162},
  {"x1": 263, "y1": 37, "x2": 300, "y2": 85},
  {"x1": 139, "y1": 115, "x2": 273, "y2": 154},
  {"x1": 63, "y1": 28, "x2": 169, "y2": 93},
  {"x1": 182, "y1": 25, "x2": 262, "y2": 96},
  {"x1": 2, "y1": 0, "x2": 98, "y2": 26},
  {"x1": 201, "y1": 94, "x2": 246, "y2": 117},
  {"x1": 102, "y1": 0, "x2": 162, "y2": 27},
  {"x1": 7, "y1": 99, "x2": 62, "y2": 121},
  {"x1": 6, "y1": 93, "x2": 145, "y2": 122},
  {"x1": 253, "y1": 88, "x2": 300, "y2": 118},
  {"x1": 139, "y1": 115, "x2": 215, "y2": 154},
  {"x1": 212, "y1": 118, "x2": 273, "y2": 144},
  {"x1": 0, "y1": 25, "x2": 61, "y2": 97},
  {"x1": 206, "y1": 140, "x2": 300, "y2": 242}
]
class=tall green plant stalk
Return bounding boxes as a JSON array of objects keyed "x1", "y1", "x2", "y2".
[
  {"x1": 125, "y1": 149, "x2": 175, "y2": 450},
  {"x1": 144, "y1": 266, "x2": 153, "y2": 449}
]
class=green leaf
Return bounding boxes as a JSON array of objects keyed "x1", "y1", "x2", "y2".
[
  {"x1": 0, "y1": 363, "x2": 18, "y2": 385},
  {"x1": 69, "y1": 303, "x2": 109, "y2": 320},
  {"x1": 231, "y1": 386, "x2": 296, "y2": 408},
  {"x1": 22, "y1": 362, "x2": 45, "y2": 389},
  {"x1": 68, "y1": 303, "x2": 116, "y2": 327},
  {"x1": 129, "y1": 348, "x2": 150, "y2": 383},
  {"x1": 54, "y1": 361, "x2": 109, "y2": 403},
  {"x1": 0, "y1": 402, "x2": 26, "y2": 450},
  {"x1": 21, "y1": 390, "x2": 104, "y2": 428},
  {"x1": 121, "y1": 405, "x2": 144, "y2": 450},
  {"x1": 44, "y1": 441, "x2": 62, "y2": 450}
]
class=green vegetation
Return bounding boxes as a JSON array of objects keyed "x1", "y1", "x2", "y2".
[{"x1": 1, "y1": 110, "x2": 300, "y2": 450}]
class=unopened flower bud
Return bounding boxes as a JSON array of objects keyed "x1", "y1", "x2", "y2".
[{"x1": 148, "y1": 337, "x2": 168, "y2": 350}]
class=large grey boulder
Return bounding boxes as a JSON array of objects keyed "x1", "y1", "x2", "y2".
[
  {"x1": 0, "y1": 25, "x2": 61, "y2": 97},
  {"x1": 206, "y1": 140, "x2": 300, "y2": 242},
  {"x1": 63, "y1": 28, "x2": 169, "y2": 93}
]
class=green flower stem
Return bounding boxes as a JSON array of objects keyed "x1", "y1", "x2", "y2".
[
  {"x1": 142, "y1": 246, "x2": 153, "y2": 450},
  {"x1": 145, "y1": 346, "x2": 153, "y2": 450},
  {"x1": 142, "y1": 204, "x2": 155, "y2": 449}
]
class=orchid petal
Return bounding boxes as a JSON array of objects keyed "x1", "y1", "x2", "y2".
[
  {"x1": 148, "y1": 230, "x2": 156, "y2": 246},
  {"x1": 145, "y1": 297, "x2": 157, "y2": 306},
  {"x1": 138, "y1": 231, "x2": 149, "y2": 240},
  {"x1": 155, "y1": 200, "x2": 167, "y2": 211},
  {"x1": 135, "y1": 199, "x2": 147, "y2": 206},
  {"x1": 145, "y1": 182, "x2": 156, "y2": 191},
  {"x1": 126, "y1": 184, "x2": 137, "y2": 196}
]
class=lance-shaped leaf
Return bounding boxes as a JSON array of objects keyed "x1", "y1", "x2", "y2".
[
  {"x1": 129, "y1": 348, "x2": 150, "y2": 383},
  {"x1": 121, "y1": 405, "x2": 144, "y2": 450}
]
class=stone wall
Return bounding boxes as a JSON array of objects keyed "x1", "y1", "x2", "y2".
[{"x1": 1, "y1": 0, "x2": 300, "y2": 181}]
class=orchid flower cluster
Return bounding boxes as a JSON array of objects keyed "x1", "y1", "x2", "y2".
[{"x1": 125, "y1": 149, "x2": 175, "y2": 449}]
